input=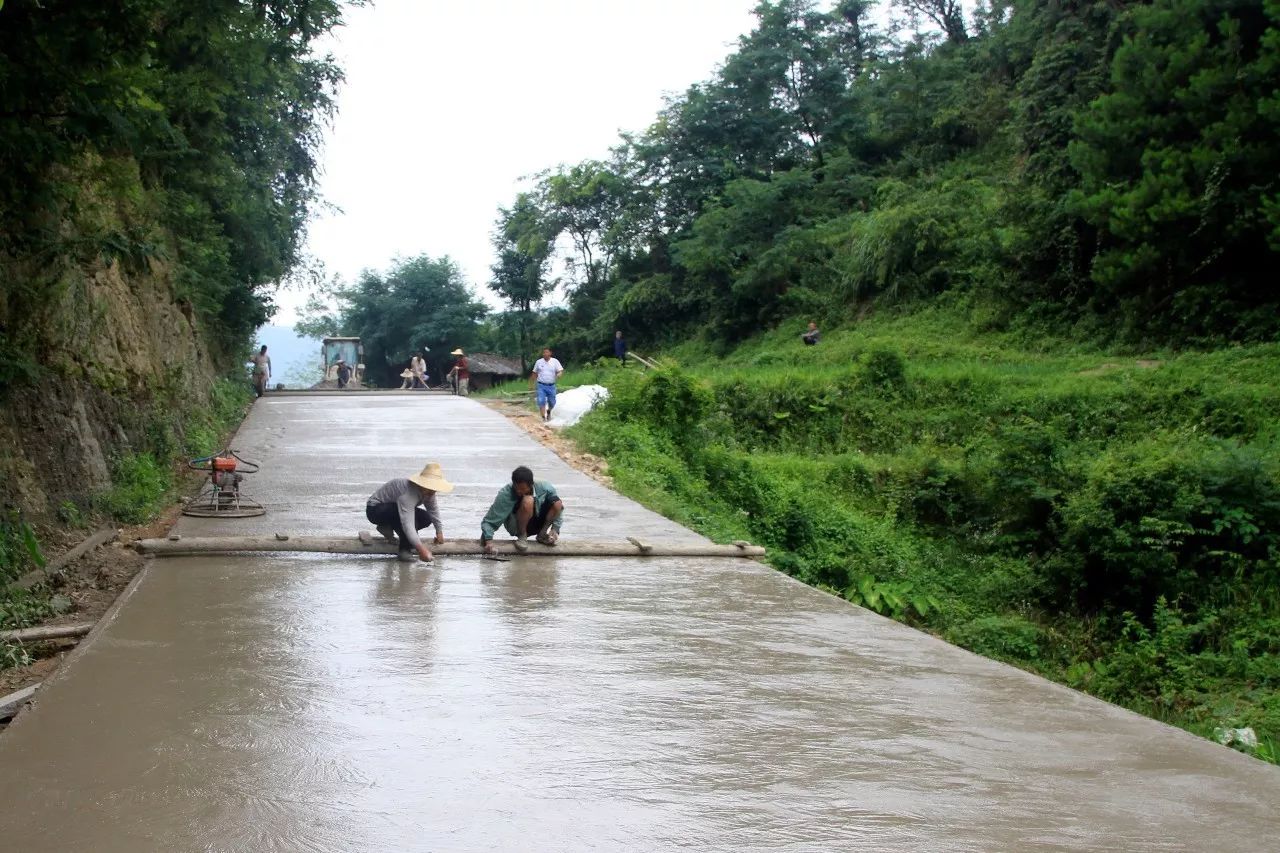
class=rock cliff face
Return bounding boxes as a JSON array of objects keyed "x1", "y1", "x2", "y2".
[
  {"x1": 0, "y1": 254, "x2": 219, "y2": 518},
  {"x1": 0, "y1": 151, "x2": 236, "y2": 518}
]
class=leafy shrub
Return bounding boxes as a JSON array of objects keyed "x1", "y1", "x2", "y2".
[
  {"x1": 872, "y1": 448, "x2": 974, "y2": 527},
  {"x1": 825, "y1": 453, "x2": 876, "y2": 493},
  {"x1": 859, "y1": 348, "x2": 908, "y2": 392},
  {"x1": 947, "y1": 615, "x2": 1046, "y2": 662},
  {"x1": 845, "y1": 573, "x2": 941, "y2": 621},
  {"x1": 1050, "y1": 437, "x2": 1280, "y2": 617},
  {"x1": 968, "y1": 417, "x2": 1069, "y2": 548},
  {"x1": 0, "y1": 513, "x2": 45, "y2": 584},
  {"x1": 98, "y1": 453, "x2": 171, "y2": 524},
  {"x1": 56, "y1": 500, "x2": 86, "y2": 528},
  {"x1": 602, "y1": 366, "x2": 712, "y2": 449}
]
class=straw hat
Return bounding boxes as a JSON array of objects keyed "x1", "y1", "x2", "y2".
[
  {"x1": 409, "y1": 462, "x2": 453, "y2": 493},
  {"x1": 399, "y1": 369, "x2": 414, "y2": 378},
  {"x1": 450, "y1": 348, "x2": 464, "y2": 356}
]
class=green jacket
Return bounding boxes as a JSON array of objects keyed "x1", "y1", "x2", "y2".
[{"x1": 480, "y1": 480, "x2": 562, "y2": 540}]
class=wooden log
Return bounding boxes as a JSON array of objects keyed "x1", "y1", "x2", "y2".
[
  {"x1": 0, "y1": 622, "x2": 95, "y2": 643},
  {"x1": 0, "y1": 683, "x2": 39, "y2": 721},
  {"x1": 8, "y1": 527, "x2": 117, "y2": 592},
  {"x1": 134, "y1": 536, "x2": 765, "y2": 559}
]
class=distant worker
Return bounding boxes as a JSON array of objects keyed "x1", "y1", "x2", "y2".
[
  {"x1": 399, "y1": 368, "x2": 414, "y2": 390},
  {"x1": 531, "y1": 346, "x2": 564, "y2": 422},
  {"x1": 802, "y1": 321, "x2": 820, "y2": 346},
  {"x1": 410, "y1": 354, "x2": 427, "y2": 389},
  {"x1": 251, "y1": 345, "x2": 271, "y2": 397},
  {"x1": 614, "y1": 330, "x2": 627, "y2": 367},
  {"x1": 366, "y1": 462, "x2": 453, "y2": 562},
  {"x1": 336, "y1": 358, "x2": 352, "y2": 389},
  {"x1": 449, "y1": 348, "x2": 470, "y2": 396},
  {"x1": 480, "y1": 465, "x2": 563, "y2": 553}
]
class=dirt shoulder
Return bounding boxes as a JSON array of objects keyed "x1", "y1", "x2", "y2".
[
  {"x1": 481, "y1": 398, "x2": 612, "y2": 487},
  {"x1": 0, "y1": 486, "x2": 191, "y2": 704}
]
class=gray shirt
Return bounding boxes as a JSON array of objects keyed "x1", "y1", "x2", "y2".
[{"x1": 367, "y1": 478, "x2": 442, "y2": 549}]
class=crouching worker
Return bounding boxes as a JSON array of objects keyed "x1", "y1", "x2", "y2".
[
  {"x1": 480, "y1": 466, "x2": 563, "y2": 554},
  {"x1": 366, "y1": 462, "x2": 453, "y2": 562}
]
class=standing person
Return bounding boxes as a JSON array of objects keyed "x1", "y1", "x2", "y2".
[
  {"x1": 613, "y1": 331, "x2": 627, "y2": 367},
  {"x1": 802, "y1": 321, "x2": 821, "y2": 346},
  {"x1": 531, "y1": 346, "x2": 564, "y2": 422},
  {"x1": 365, "y1": 462, "x2": 453, "y2": 562},
  {"x1": 336, "y1": 358, "x2": 352, "y2": 389},
  {"x1": 480, "y1": 465, "x2": 563, "y2": 553},
  {"x1": 448, "y1": 348, "x2": 470, "y2": 396},
  {"x1": 251, "y1": 345, "x2": 271, "y2": 397}
]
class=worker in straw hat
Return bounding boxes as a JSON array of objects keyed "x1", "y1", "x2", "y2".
[
  {"x1": 447, "y1": 348, "x2": 470, "y2": 396},
  {"x1": 365, "y1": 462, "x2": 454, "y2": 562}
]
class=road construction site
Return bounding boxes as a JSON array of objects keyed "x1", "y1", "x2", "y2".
[{"x1": 0, "y1": 393, "x2": 1276, "y2": 851}]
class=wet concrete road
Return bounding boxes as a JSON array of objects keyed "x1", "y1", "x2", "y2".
[{"x1": 2, "y1": 395, "x2": 1277, "y2": 851}]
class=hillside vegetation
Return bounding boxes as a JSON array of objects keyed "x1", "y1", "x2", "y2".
[
  {"x1": 0, "y1": 0, "x2": 350, "y2": 514},
  {"x1": 479, "y1": 0, "x2": 1280, "y2": 359}
]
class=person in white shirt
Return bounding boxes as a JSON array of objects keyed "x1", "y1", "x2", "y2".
[
  {"x1": 410, "y1": 354, "x2": 427, "y2": 389},
  {"x1": 530, "y1": 347, "x2": 565, "y2": 422},
  {"x1": 251, "y1": 345, "x2": 271, "y2": 397}
]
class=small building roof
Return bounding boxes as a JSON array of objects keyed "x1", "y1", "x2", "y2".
[{"x1": 466, "y1": 352, "x2": 522, "y2": 375}]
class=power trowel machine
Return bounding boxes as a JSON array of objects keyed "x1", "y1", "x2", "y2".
[{"x1": 182, "y1": 450, "x2": 265, "y2": 518}]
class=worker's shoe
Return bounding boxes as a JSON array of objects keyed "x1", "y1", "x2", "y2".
[
  {"x1": 536, "y1": 527, "x2": 559, "y2": 546},
  {"x1": 376, "y1": 524, "x2": 398, "y2": 544},
  {"x1": 397, "y1": 547, "x2": 416, "y2": 562},
  {"x1": 513, "y1": 537, "x2": 529, "y2": 553}
]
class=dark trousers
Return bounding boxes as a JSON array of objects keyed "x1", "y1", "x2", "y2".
[
  {"x1": 512, "y1": 496, "x2": 556, "y2": 537},
  {"x1": 366, "y1": 502, "x2": 430, "y2": 541}
]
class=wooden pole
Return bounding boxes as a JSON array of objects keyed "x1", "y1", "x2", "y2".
[
  {"x1": 0, "y1": 623, "x2": 95, "y2": 643},
  {"x1": 135, "y1": 536, "x2": 764, "y2": 559}
]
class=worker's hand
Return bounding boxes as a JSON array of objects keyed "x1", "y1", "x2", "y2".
[
  {"x1": 433, "y1": 532, "x2": 445, "y2": 545},
  {"x1": 482, "y1": 540, "x2": 496, "y2": 555},
  {"x1": 417, "y1": 544, "x2": 434, "y2": 562}
]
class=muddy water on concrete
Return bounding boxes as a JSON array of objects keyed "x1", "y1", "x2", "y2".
[{"x1": 1, "y1": 395, "x2": 1277, "y2": 851}]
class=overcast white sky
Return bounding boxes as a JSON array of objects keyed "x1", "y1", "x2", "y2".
[{"x1": 278, "y1": 0, "x2": 762, "y2": 323}]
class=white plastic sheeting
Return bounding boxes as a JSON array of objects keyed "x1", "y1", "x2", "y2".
[{"x1": 547, "y1": 384, "x2": 609, "y2": 428}]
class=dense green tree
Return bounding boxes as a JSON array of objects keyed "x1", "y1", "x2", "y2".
[
  {"x1": 491, "y1": 0, "x2": 1280, "y2": 357},
  {"x1": 0, "y1": 0, "x2": 350, "y2": 366},
  {"x1": 488, "y1": 195, "x2": 557, "y2": 370},
  {"x1": 1069, "y1": 0, "x2": 1280, "y2": 340}
]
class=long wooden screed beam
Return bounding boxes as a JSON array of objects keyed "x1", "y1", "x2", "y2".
[{"x1": 134, "y1": 535, "x2": 765, "y2": 559}]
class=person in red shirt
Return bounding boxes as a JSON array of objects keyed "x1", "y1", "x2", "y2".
[{"x1": 448, "y1": 348, "x2": 470, "y2": 395}]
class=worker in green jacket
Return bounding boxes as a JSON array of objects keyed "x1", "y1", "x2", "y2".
[{"x1": 480, "y1": 465, "x2": 563, "y2": 553}]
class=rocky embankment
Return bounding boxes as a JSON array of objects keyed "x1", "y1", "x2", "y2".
[{"x1": 0, "y1": 253, "x2": 216, "y2": 518}]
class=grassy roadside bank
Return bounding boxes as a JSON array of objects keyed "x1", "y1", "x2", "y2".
[
  {"x1": 543, "y1": 306, "x2": 1280, "y2": 763},
  {"x1": 1, "y1": 376, "x2": 253, "y2": 674}
]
